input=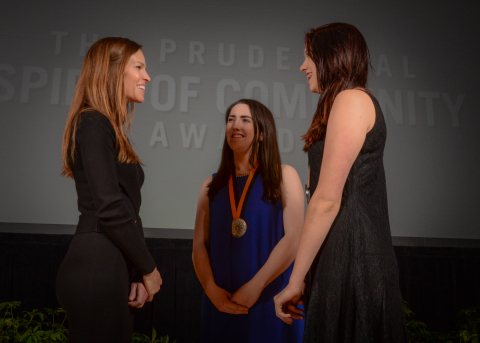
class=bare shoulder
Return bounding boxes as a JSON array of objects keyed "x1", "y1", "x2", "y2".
[
  {"x1": 280, "y1": 165, "x2": 304, "y2": 206},
  {"x1": 281, "y1": 164, "x2": 299, "y2": 178},
  {"x1": 281, "y1": 164, "x2": 301, "y2": 188},
  {"x1": 335, "y1": 89, "x2": 373, "y2": 108},
  {"x1": 331, "y1": 89, "x2": 375, "y2": 130},
  {"x1": 198, "y1": 176, "x2": 213, "y2": 198},
  {"x1": 202, "y1": 176, "x2": 213, "y2": 187}
]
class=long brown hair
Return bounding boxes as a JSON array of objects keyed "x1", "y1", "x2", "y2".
[
  {"x1": 208, "y1": 99, "x2": 283, "y2": 204},
  {"x1": 302, "y1": 23, "x2": 373, "y2": 151},
  {"x1": 61, "y1": 37, "x2": 143, "y2": 178}
]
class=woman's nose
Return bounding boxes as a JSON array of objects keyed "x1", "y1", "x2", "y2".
[
  {"x1": 144, "y1": 71, "x2": 151, "y2": 82},
  {"x1": 300, "y1": 61, "x2": 306, "y2": 72}
]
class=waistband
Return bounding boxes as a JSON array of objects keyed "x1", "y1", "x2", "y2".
[
  {"x1": 75, "y1": 214, "x2": 107, "y2": 234},
  {"x1": 75, "y1": 213, "x2": 141, "y2": 235}
]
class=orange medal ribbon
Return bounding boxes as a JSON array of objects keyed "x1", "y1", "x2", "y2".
[{"x1": 228, "y1": 163, "x2": 259, "y2": 238}]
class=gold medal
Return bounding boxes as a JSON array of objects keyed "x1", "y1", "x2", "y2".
[
  {"x1": 228, "y1": 163, "x2": 259, "y2": 238},
  {"x1": 232, "y1": 218, "x2": 247, "y2": 238}
]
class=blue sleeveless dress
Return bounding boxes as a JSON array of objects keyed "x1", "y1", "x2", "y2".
[{"x1": 201, "y1": 173, "x2": 304, "y2": 343}]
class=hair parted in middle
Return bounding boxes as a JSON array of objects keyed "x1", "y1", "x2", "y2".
[
  {"x1": 302, "y1": 22, "x2": 373, "y2": 151},
  {"x1": 207, "y1": 99, "x2": 283, "y2": 204}
]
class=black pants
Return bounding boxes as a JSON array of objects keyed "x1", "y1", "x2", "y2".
[{"x1": 56, "y1": 232, "x2": 134, "y2": 343}]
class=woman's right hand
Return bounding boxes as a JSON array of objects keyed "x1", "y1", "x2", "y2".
[
  {"x1": 143, "y1": 267, "x2": 162, "y2": 302},
  {"x1": 206, "y1": 284, "x2": 249, "y2": 315},
  {"x1": 274, "y1": 283, "x2": 304, "y2": 324}
]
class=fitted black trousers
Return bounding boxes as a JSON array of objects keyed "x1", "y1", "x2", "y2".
[{"x1": 56, "y1": 232, "x2": 135, "y2": 343}]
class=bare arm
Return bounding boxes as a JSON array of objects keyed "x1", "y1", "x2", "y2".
[
  {"x1": 231, "y1": 165, "x2": 304, "y2": 308},
  {"x1": 192, "y1": 177, "x2": 249, "y2": 314},
  {"x1": 253, "y1": 165, "x2": 305, "y2": 288},
  {"x1": 274, "y1": 89, "x2": 376, "y2": 322}
]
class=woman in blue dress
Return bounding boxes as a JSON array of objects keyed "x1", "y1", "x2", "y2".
[{"x1": 193, "y1": 99, "x2": 305, "y2": 343}]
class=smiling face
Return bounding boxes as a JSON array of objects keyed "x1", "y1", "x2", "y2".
[
  {"x1": 226, "y1": 103, "x2": 259, "y2": 155},
  {"x1": 124, "y1": 49, "x2": 150, "y2": 103},
  {"x1": 300, "y1": 50, "x2": 320, "y2": 93}
]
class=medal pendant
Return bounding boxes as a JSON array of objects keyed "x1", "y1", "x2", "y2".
[{"x1": 231, "y1": 218, "x2": 247, "y2": 238}]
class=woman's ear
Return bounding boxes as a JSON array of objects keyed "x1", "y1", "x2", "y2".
[{"x1": 258, "y1": 132, "x2": 263, "y2": 141}]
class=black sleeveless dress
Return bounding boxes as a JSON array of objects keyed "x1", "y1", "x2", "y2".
[{"x1": 304, "y1": 91, "x2": 408, "y2": 342}]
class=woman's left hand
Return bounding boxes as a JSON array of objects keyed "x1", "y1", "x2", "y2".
[
  {"x1": 231, "y1": 280, "x2": 264, "y2": 309},
  {"x1": 128, "y1": 282, "x2": 149, "y2": 308},
  {"x1": 273, "y1": 284, "x2": 304, "y2": 324}
]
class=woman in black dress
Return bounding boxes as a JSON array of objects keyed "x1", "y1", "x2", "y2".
[
  {"x1": 274, "y1": 23, "x2": 408, "y2": 342},
  {"x1": 56, "y1": 37, "x2": 162, "y2": 343}
]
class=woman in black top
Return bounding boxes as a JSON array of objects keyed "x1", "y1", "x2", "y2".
[
  {"x1": 56, "y1": 37, "x2": 162, "y2": 343},
  {"x1": 274, "y1": 23, "x2": 407, "y2": 342}
]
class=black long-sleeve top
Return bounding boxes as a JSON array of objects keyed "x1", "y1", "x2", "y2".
[{"x1": 71, "y1": 111, "x2": 156, "y2": 275}]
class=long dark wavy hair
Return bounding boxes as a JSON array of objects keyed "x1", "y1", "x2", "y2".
[
  {"x1": 208, "y1": 99, "x2": 282, "y2": 204},
  {"x1": 302, "y1": 23, "x2": 373, "y2": 151}
]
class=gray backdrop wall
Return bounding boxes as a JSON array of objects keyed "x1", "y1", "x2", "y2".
[{"x1": 1, "y1": 0, "x2": 479, "y2": 239}]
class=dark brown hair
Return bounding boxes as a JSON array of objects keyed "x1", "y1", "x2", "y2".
[
  {"x1": 61, "y1": 37, "x2": 142, "y2": 178},
  {"x1": 302, "y1": 22, "x2": 373, "y2": 151},
  {"x1": 208, "y1": 99, "x2": 282, "y2": 204}
]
